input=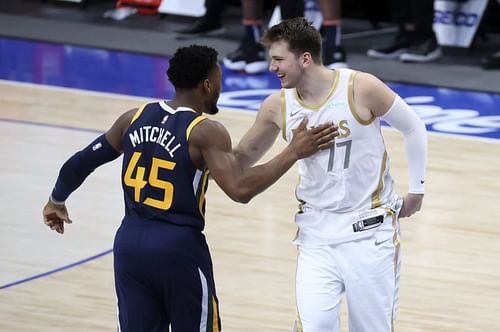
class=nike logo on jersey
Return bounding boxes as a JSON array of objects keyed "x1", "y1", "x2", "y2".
[
  {"x1": 375, "y1": 238, "x2": 390, "y2": 246},
  {"x1": 420, "y1": 180, "x2": 425, "y2": 184},
  {"x1": 290, "y1": 110, "x2": 302, "y2": 117}
]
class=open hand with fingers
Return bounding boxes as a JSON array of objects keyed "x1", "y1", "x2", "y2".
[
  {"x1": 290, "y1": 117, "x2": 338, "y2": 159},
  {"x1": 43, "y1": 199, "x2": 73, "y2": 234}
]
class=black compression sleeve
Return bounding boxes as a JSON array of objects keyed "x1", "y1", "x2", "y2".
[{"x1": 51, "y1": 134, "x2": 121, "y2": 202}]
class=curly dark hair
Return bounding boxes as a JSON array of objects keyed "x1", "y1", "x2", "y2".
[
  {"x1": 262, "y1": 17, "x2": 322, "y2": 64},
  {"x1": 167, "y1": 44, "x2": 219, "y2": 89}
]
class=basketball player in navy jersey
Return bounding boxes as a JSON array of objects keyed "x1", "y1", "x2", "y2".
[{"x1": 42, "y1": 45, "x2": 337, "y2": 332}]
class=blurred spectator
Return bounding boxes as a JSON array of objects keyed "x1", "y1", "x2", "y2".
[
  {"x1": 319, "y1": 0, "x2": 347, "y2": 69},
  {"x1": 367, "y1": 0, "x2": 441, "y2": 63},
  {"x1": 223, "y1": 0, "x2": 304, "y2": 74},
  {"x1": 482, "y1": 50, "x2": 500, "y2": 69},
  {"x1": 175, "y1": 0, "x2": 226, "y2": 35},
  {"x1": 223, "y1": 0, "x2": 347, "y2": 73}
]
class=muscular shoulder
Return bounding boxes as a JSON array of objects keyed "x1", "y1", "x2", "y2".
[
  {"x1": 105, "y1": 108, "x2": 139, "y2": 152},
  {"x1": 262, "y1": 91, "x2": 282, "y2": 109},
  {"x1": 120, "y1": 108, "x2": 139, "y2": 125},
  {"x1": 189, "y1": 118, "x2": 232, "y2": 150},
  {"x1": 185, "y1": 118, "x2": 232, "y2": 170},
  {"x1": 353, "y1": 71, "x2": 384, "y2": 96},
  {"x1": 353, "y1": 71, "x2": 396, "y2": 117},
  {"x1": 258, "y1": 91, "x2": 282, "y2": 128}
]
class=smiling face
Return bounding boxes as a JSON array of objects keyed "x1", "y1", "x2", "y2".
[
  {"x1": 268, "y1": 41, "x2": 308, "y2": 89},
  {"x1": 262, "y1": 18, "x2": 323, "y2": 87}
]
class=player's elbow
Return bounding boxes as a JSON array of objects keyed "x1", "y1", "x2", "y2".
[
  {"x1": 228, "y1": 187, "x2": 254, "y2": 204},
  {"x1": 232, "y1": 191, "x2": 253, "y2": 204}
]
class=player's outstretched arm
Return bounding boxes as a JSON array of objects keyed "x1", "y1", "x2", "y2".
[
  {"x1": 233, "y1": 92, "x2": 282, "y2": 169},
  {"x1": 42, "y1": 108, "x2": 137, "y2": 234},
  {"x1": 192, "y1": 117, "x2": 337, "y2": 203}
]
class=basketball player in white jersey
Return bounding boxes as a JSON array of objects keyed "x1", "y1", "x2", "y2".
[{"x1": 233, "y1": 18, "x2": 427, "y2": 332}]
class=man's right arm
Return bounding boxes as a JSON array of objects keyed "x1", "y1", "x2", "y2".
[
  {"x1": 233, "y1": 92, "x2": 282, "y2": 168},
  {"x1": 43, "y1": 108, "x2": 137, "y2": 233},
  {"x1": 191, "y1": 117, "x2": 336, "y2": 203}
]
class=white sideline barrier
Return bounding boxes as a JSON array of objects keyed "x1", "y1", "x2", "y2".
[{"x1": 158, "y1": 0, "x2": 205, "y2": 17}]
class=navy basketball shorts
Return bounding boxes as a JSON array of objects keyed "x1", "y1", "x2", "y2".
[{"x1": 113, "y1": 217, "x2": 221, "y2": 332}]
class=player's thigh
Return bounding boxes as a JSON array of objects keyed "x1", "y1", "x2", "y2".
[
  {"x1": 168, "y1": 255, "x2": 221, "y2": 332},
  {"x1": 114, "y1": 253, "x2": 169, "y2": 332},
  {"x1": 296, "y1": 245, "x2": 344, "y2": 331},
  {"x1": 343, "y1": 236, "x2": 400, "y2": 332}
]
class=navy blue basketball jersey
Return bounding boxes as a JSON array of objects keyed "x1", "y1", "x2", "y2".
[{"x1": 121, "y1": 101, "x2": 209, "y2": 230}]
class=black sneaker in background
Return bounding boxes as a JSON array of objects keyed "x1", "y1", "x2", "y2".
[
  {"x1": 399, "y1": 37, "x2": 442, "y2": 63},
  {"x1": 176, "y1": 18, "x2": 225, "y2": 35},
  {"x1": 367, "y1": 33, "x2": 412, "y2": 59},
  {"x1": 223, "y1": 43, "x2": 268, "y2": 74},
  {"x1": 323, "y1": 46, "x2": 348, "y2": 69},
  {"x1": 481, "y1": 51, "x2": 500, "y2": 70}
]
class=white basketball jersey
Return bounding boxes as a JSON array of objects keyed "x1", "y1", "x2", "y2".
[{"x1": 283, "y1": 68, "x2": 395, "y2": 214}]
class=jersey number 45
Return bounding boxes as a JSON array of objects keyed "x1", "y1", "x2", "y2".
[{"x1": 124, "y1": 151, "x2": 176, "y2": 210}]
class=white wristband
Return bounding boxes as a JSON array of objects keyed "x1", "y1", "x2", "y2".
[{"x1": 49, "y1": 195, "x2": 65, "y2": 206}]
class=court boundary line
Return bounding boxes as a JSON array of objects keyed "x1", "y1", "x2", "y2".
[
  {"x1": 0, "y1": 79, "x2": 151, "y2": 102},
  {"x1": 0, "y1": 117, "x2": 104, "y2": 134},
  {"x1": 0, "y1": 249, "x2": 113, "y2": 290},
  {"x1": 0, "y1": 114, "x2": 112, "y2": 291}
]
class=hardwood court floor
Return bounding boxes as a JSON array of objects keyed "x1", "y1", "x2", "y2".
[{"x1": 1, "y1": 80, "x2": 499, "y2": 331}]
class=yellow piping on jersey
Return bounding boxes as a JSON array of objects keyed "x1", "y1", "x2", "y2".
[
  {"x1": 348, "y1": 71, "x2": 376, "y2": 126},
  {"x1": 293, "y1": 246, "x2": 304, "y2": 332},
  {"x1": 212, "y1": 295, "x2": 220, "y2": 332},
  {"x1": 294, "y1": 313, "x2": 304, "y2": 332},
  {"x1": 292, "y1": 175, "x2": 304, "y2": 243},
  {"x1": 384, "y1": 206, "x2": 400, "y2": 332},
  {"x1": 281, "y1": 89, "x2": 287, "y2": 141},
  {"x1": 371, "y1": 150, "x2": 388, "y2": 208},
  {"x1": 293, "y1": 69, "x2": 340, "y2": 110},
  {"x1": 130, "y1": 103, "x2": 149, "y2": 124},
  {"x1": 186, "y1": 116, "x2": 207, "y2": 140},
  {"x1": 198, "y1": 170, "x2": 210, "y2": 217}
]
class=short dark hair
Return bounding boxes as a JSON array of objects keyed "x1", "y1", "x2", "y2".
[
  {"x1": 262, "y1": 17, "x2": 322, "y2": 63},
  {"x1": 167, "y1": 45, "x2": 219, "y2": 89}
]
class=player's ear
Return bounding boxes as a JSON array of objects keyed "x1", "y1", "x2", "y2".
[
  {"x1": 202, "y1": 78, "x2": 211, "y2": 93},
  {"x1": 302, "y1": 52, "x2": 313, "y2": 67}
]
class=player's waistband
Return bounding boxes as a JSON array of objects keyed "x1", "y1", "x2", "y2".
[{"x1": 293, "y1": 196, "x2": 402, "y2": 246}]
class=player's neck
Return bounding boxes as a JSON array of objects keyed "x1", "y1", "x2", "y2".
[
  {"x1": 168, "y1": 92, "x2": 204, "y2": 114},
  {"x1": 296, "y1": 66, "x2": 336, "y2": 104}
]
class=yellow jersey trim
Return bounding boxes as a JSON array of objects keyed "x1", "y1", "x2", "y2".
[
  {"x1": 295, "y1": 309, "x2": 303, "y2": 332},
  {"x1": 130, "y1": 103, "x2": 149, "y2": 124},
  {"x1": 281, "y1": 89, "x2": 287, "y2": 141},
  {"x1": 186, "y1": 116, "x2": 207, "y2": 140},
  {"x1": 293, "y1": 69, "x2": 340, "y2": 110},
  {"x1": 348, "y1": 70, "x2": 375, "y2": 126},
  {"x1": 384, "y1": 206, "x2": 400, "y2": 332},
  {"x1": 198, "y1": 170, "x2": 210, "y2": 217},
  {"x1": 371, "y1": 150, "x2": 387, "y2": 208},
  {"x1": 212, "y1": 295, "x2": 220, "y2": 332}
]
